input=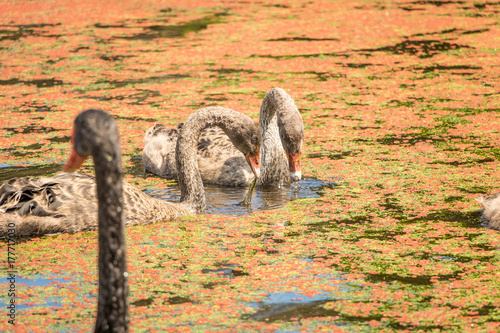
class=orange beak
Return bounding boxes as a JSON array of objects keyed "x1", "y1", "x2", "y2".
[
  {"x1": 63, "y1": 149, "x2": 87, "y2": 172},
  {"x1": 287, "y1": 152, "x2": 301, "y2": 182},
  {"x1": 245, "y1": 147, "x2": 260, "y2": 179},
  {"x1": 63, "y1": 129, "x2": 87, "y2": 172}
]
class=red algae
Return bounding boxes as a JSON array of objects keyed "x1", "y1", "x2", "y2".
[{"x1": 1, "y1": 0, "x2": 500, "y2": 331}]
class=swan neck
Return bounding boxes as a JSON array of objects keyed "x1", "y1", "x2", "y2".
[
  {"x1": 176, "y1": 107, "x2": 239, "y2": 212},
  {"x1": 93, "y1": 136, "x2": 129, "y2": 332},
  {"x1": 259, "y1": 91, "x2": 290, "y2": 186}
]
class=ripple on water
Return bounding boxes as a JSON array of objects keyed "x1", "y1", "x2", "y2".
[{"x1": 146, "y1": 177, "x2": 335, "y2": 216}]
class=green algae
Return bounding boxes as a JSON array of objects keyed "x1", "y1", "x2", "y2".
[{"x1": 1, "y1": 0, "x2": 500, "y2": 331}]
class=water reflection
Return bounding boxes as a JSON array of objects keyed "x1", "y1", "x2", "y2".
[
  {"x1": 146, "y1": 178, "x2": 334, "y2": 216},
  {"x1": 245, "y1": 291, "x2": 335, "y2": 321},
  {"x1": 0, "y1": 162, "x2": 335, "y2": 215}
]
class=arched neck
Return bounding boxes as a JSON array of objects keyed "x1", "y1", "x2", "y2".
[{"x1": 176, "y1": 107, "x2": 251, "y2": 212}]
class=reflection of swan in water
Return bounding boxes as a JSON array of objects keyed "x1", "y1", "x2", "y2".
[
  {"x1": 0, "y1": 107, "x2": 262, "y2": 236},
  {"x1": 147, "y1": 178, "x2": 330, "y2": 216},
  {"x1": 143, "y1": 87, "x2": 304, "y2": 187}
]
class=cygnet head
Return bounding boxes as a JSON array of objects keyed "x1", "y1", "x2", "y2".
[
  {"x1": 278, "y1": 109, "x2": 304, "y2": 182},
  {"x1": 64, "y1": 109, "x2": 120, "y2": 172}
]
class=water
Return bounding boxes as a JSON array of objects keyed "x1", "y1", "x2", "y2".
[
  {"x1": 146, "y1": 177, "x2": 335, "y2": 215},
  {"x1": 0, "y1": 164, "x2": 62, "y2": 181},
  {"x1": 0, "y1": 159, "x2": 335, "y2": 215}
]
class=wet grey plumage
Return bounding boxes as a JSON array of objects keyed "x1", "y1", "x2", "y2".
[{"x1": 0, "y1": 173, "x2": 187, "y2": 237}]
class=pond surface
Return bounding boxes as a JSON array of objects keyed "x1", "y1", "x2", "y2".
[
  {"x1": 147, "y1": 177, "x2": 335, "y2": 215},
  {"x1": 0, "y1": 161, "x2": 333, "y2": 215},
  {"x1": 1, "y1": 0, "x2": 500, "y2": 331}
]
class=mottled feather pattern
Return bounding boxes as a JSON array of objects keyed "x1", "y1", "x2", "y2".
[
  {"x1": 257, "y1": 88, "x2": 300, "y2": 186},
  {"x1": 143, "y1": 124, "x2": 254, "y2": 187},
  {"x1": 0, "y1": 173, "x2": 189, "y2": 237}
]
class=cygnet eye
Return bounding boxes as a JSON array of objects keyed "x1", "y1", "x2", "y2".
[
  {"x1": 251, "y1": 135, "x2": 257, "y2": 142},
  {"x1": 103, "y1": 119, "x2": 110, "y2": 129},
  {"x1": 77, "y1": 140, "x2": 92, "y2": 156}
]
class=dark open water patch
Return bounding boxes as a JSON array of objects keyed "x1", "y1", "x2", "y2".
[
  {"x1": 306, "y1": 150, "x2": 358, "y2": 160},
  {"x1": 266, "y1": 37, "x2": 340, "y2": 42},
  {"x1": 429, "y1": 157, "x2": 494, "y2": 166},
  {"x1": 0, "y1": 164, "x2": 62, "y2": 182},
  {"x1": 286, "y1": 70, "x2": 346, "y2": 81},
  {"x1": 0, "y1": 23, "x2": 61, "y2": 41},
  {"x1": 113, "y1": 13, "x2": 227, "y2": 40},
  {"x1": 201, "y1": 264, "x2": 249, "y2": 279},
  {"x1": 252, "y1": 37, "x2": 472, "y2": 60},
  {"x1": 0, "y1": 78, "x2": 63, "y2": 88},
  {"x1": 85, "y1": 89, "x2": 162, "y2": 105},
  {"x1": 245, "y1": 298, "x2": 338, "y2": 322},
  {"x1": 208, "y1": 68, "x2": 256, "y2": 75},
  {"x1": 98, "y1": 73, "x2": 189, "y2": 89},
  {"x1": 414, "y1": 64, "x2": 482, "y2": 74},
  {"x1": 115, "y1": 115, "x2": 157, "y2": 122},
  {"x1": 359, "y1": 40, "x2": 472, "y2": 58},
  {"x1": 406, "y1": 209, "x2": 484, "y2": 228},
  {"x1": 4, "y1": 125, "x2": 62, "y2": 135},
  {"x1": 411, "y1": 27, "x2": 490, "y2": 37},
  {"x1": 131, "y1": 298, "x2": 154, "y2": 307},
  {"x1": 99, "y1": 54, "x2": 134, "y2": 62},
  {"x1": 146, "y1": 177, "x2": 334, "y2": 216},
  {"x1": 251, "y1": 52, "x2": 350, "y2": 60},
  {"x1": 377, "y1": 132, "x2": 479, "y2": 146},
  {"x1": 0, "y1": 135, "x2": 69, "y2": 158},
  {"x1": 365, "y1": 272, "x2": 458, "y2": 285}
]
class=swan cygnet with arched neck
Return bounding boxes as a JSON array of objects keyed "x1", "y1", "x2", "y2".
[
  {"x1": 143, "y1": 87, "x2": 303, "y2": 188},
  {"x1": 0, "y1": 108, "x2": 261, "y2": 237},
  {"x1": 477, "y1": 193, "x2": 500, "y2": 230}
]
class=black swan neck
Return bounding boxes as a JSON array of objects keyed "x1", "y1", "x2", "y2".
[{"x1": 92, "y1": 133, "x2": 129, "y2": 333}]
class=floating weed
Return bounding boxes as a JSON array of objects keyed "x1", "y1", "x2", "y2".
[{"x1": 1, "y1": 0, "x2": 500, "y2": 331}]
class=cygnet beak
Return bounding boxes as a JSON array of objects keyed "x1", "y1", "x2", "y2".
[
  {"x1": 63, "y1": 129, "x2": 87, "y2": 172},
  {"x1": 245, "y1": 147, "x2": 260, "y2": 179},
  {"x1": 287, "y1": 151, "x2": 301, "y2": 182}
]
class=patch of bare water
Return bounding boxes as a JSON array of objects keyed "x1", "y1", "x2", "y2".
[{"x1": 146, "y1": 177, "x2": 335, "y2": 216}]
